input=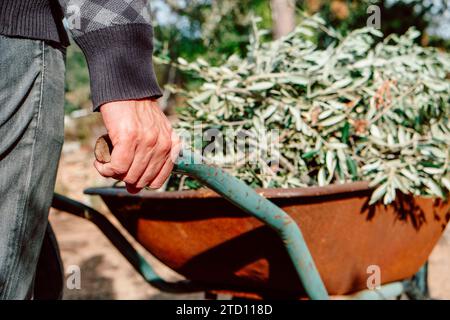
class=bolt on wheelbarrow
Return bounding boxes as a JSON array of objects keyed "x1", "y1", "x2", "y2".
[{"x1": 44, "y1": 136, "x2": 446, "y2": 300}]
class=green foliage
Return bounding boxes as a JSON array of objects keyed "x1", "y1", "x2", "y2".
[
  {"x1": 154, "y1": 0, "x2": 272, "y2": 64},
  {"x1": 64, "y1": 44, "x2": 90, "y2": 113},
  {"x1": 63, "y1": 0, "x2": 449, "y2": 114},
  {"x1": 155, "y1": 0, "x2": 449, "y2": 64},
  {"x1": 171, "y1": 16, "x2": 450, "y2": 204},
  {"x1": 297, "y1": 0, "x2": 448, "y2": 37}
]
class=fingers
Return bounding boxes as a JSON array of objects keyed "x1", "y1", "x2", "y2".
[
  {"x1": 148, "y1": 155, "x2": 174, "y2": 189},
  {"x1": 94, "y1": 134, "x2": 136, "y2": 179},
  {"x1": 122, "y1": 129, "x2": 158, "y2": 185},
  {"x1": 96, "y1": 99, "x2": 181, "y2": 193},
  {"x1": 133, "y1": 132, "x2": 181, "y2": 189},
  {"x1": 149, "y1": 132, "x2": 182, "y2": 189},
  {"x1": 133, "y1": 128, "x2": 174, "y2": 190},
  {"x1": 126, "y1": 184, "x2": 141, "y2": 194}
]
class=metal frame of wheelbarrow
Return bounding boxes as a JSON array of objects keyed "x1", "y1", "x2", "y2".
[{"x1": 51, "y1": 151, "x2": 431, "y2": 300}]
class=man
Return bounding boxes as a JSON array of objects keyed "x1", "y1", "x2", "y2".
[{"x1": 0, "y1": 0, "x2": 180, "y2": 299}]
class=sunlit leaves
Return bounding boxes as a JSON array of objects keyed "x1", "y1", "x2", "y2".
[{"x1": 172, "y1": 15, "x2": 450, "y2": 204}]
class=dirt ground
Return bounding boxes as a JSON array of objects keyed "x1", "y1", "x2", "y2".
[{"x1": 50, "y1": 135, "x2": 450, "y2": 300}]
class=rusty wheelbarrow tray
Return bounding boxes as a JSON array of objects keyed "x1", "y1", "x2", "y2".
[{"x1": 52, "y1": 151, "x2": 449, "y2": 299}]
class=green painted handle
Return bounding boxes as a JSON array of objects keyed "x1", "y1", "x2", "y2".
[{"x1": 174, "y1": 150, "x2": 328, "y2": 300}]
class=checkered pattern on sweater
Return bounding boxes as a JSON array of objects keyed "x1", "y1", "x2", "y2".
[{"x1": 59, "y1": 0, "x2": 152, "y2": 36}]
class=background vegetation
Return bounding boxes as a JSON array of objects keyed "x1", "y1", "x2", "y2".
[{"x1": 64, "y1": 0, "x2": 449, "y2": 114}]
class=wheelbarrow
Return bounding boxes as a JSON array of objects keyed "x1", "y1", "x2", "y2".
[{"x1": 36, "y1": 137, "x2": 449, "y2": 300}]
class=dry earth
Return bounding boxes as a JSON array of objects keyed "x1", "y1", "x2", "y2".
[{"x1": 50, "y1": 135, "x2": 450, "y2": 300}]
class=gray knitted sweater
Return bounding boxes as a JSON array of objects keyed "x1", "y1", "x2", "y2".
[{"x1": 0, "y1": 0, "x2": 162, "y2": 110}]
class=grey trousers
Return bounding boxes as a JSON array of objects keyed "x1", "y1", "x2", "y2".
[{"x1": 0, "y1": 35, "x2": 65, "y2": 299}]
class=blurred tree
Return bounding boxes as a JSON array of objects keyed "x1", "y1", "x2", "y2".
[
  {"x1": 154, "y1": 0, "x2": 272, "y2": 63},
  {"x1": 271, "y1": 0, "x2": 296, "y2": 38},
  {"x1": 302, "y1": 1, "x2": 448, "y2": 35},
  {"x1": 155, "y1": 0, "x2": 449, "y2": 63}
]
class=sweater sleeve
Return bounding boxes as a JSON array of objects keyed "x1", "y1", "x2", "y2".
[{"x1": 57, "y1": 0, "x2": 163, "y2": 111}]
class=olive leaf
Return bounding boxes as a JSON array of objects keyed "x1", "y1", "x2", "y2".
[{"x1": 168, "y1": 15, "x2": 450, "y2": 205}]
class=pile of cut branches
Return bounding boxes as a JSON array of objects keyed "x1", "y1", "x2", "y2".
[{"x1": 169, "y1": 15, "x2": 450, "y2": 205}]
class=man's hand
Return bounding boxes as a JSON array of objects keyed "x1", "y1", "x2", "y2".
[{"x1": 94, "y1": 99, "x2": 181, "y2": 194}]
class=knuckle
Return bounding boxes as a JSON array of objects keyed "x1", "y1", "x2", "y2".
[
  {"x1": 133, "y1": 128, "x2": 145, "y2": 144},
  {"x1": 145, "y1": 132, "x2": 158, "y2": 147},
  {"x1": 160, "y1": 140, "x2": 172, "y2": 153},
  {"x1": 123, "y1": 127, "x2": 138, "y2": 141}
]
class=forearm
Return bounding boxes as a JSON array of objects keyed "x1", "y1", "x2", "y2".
[
  {"x1": 57, "y1": 0, "x2": 162, "y2": 110},
  {"x1": 57, "y1": 1, "x2": 176, "y2": 192}
]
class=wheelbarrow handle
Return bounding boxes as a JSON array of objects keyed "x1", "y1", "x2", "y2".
[{"x1": 94, "y1": 135, "x2": 329, "y2": 300}]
